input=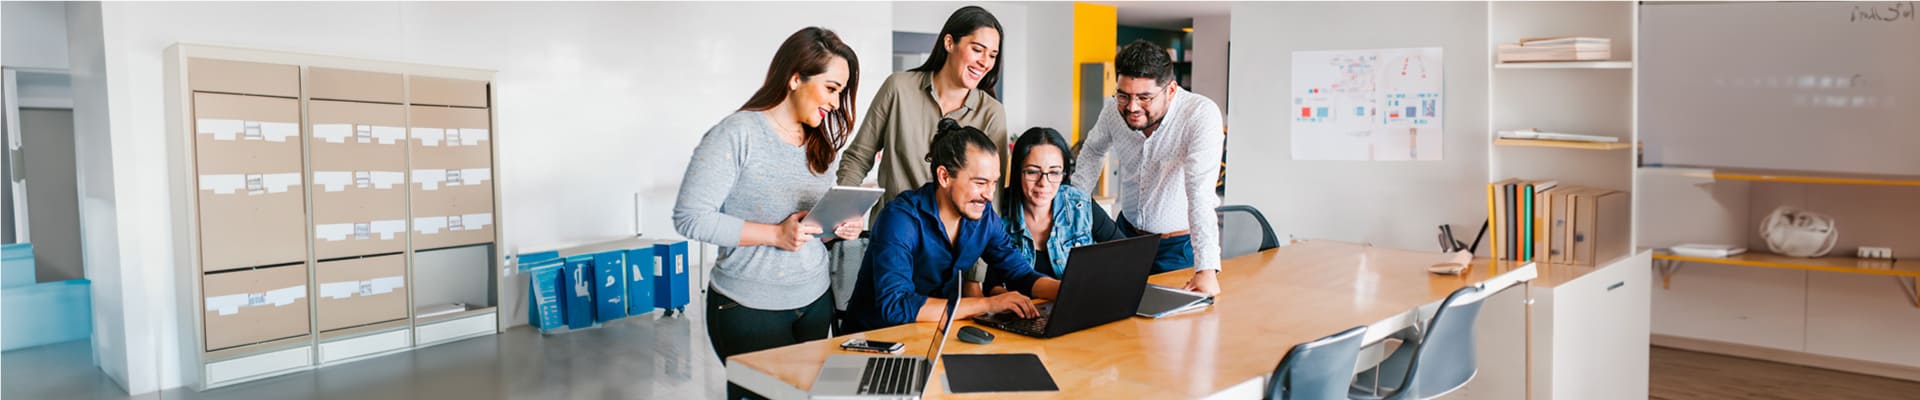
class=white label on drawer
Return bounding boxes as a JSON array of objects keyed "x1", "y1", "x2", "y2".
[
  {"x1": 319, "y1": 275, "x2": 405, "y2": 299},
  {"x1": 201, "y1": 173, "x2": 301, "y2": 195},
  {"x1": 371, "y1": 219, "x2": 405, "y2": 239},
  {"x1": 205, "y1": 285, "x2": 308, "y2": 316},
  {"x1": 198, "y1": 118, "x2": 298, "y2": 142},
  {"x1": 457, "y1": 128, "x2": 490, "y2": 146},
  {"x1": 458, "y1": 168, "x2": 490, "y2": 186},
  {"x1": 460, "y1": 213, "x2": 493, "y2": 231},
  {"x1": 412, "y1": 127, "x2": 445, "y2": 147},
  {"x1": 370, "y1": 171, "x2": 404, "y2": 189},
  {"x1": 371, "y1": 126, "x2": 405, "y2": 145},
  {"x1": 314, "y1": 171, "x2": 351, "y2": 192},
  {"x1": 317, "y1": 171, "x2": 403, "y2": 192},
  {"x1": 414, "y1": 216, "x2": 448, "y2": 235},
  {"x1": 415, "y1": 214, "x2": 489, "y2": 235},
  {"x1": 316, "y1": 223, "x2": 352, "y2": 242},
  {"x1": 316, "y1": 219, "x2": 405, "y2": 242},
  {"x1": 315, "y1": 124, "x2": 404, "y2": 145},
  {"x1": 413, "y1": 168, "x2": 490, "y2": 191},
  {"x1": 314, "y1": 123, "x2": 353, "y2": 144},
  {"x1": 410, "y1": 127, "x2": 489, "y2": 147},
  {"x1": 413, "y1": 169, "x2": 445, "y2": 191},
  {"x1": 263, "y1": 173, "x2": 301, "y2": 194},
  {"x1": 201, "y1": 174, "x2": 246, "y2": 195}
]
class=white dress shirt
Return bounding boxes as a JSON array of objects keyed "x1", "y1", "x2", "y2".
[{"x1": 1070, "y1": 87, "x2": 1226, "y2": 271}]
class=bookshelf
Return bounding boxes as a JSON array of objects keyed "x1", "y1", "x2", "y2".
[
  {"x1": 1652, "y1": 252, "x2": 1919, "y2": 308},
  {"x1": 1655, "y1": 252, "x2": 1919, "y2": 278},
  {"x1": 1494, "y1": 138, "x2": 1635, "y2": 151},
  {"x1": 1494, "y1": 60, "x2": 1634, "y2": 69},
  {"x1": 1639, "y1": 165, "x2": 1920, "y2": 187},
  {"x1": 1487, "y1": 4, "x2": 1650, "y2": 400},
  {"x1": 1487, "y1": 1, "x2": 1639, "y2": 254}
]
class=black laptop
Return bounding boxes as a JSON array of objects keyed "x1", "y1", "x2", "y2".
[{"x1": 971, "y1": 235, "x2": 1160, "y2": 338}]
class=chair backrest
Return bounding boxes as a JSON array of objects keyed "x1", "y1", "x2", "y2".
[
  {"x1": 825, "y1": 235, "x2": 869, "y2": 313},
  {"x1": 1217, "y1": 205, "x2": 1280, "y2": 259},
  {"x1": 1396, "y1": 285, "x2": 1487, "y2": 399},
  {"x1": 1267, "y1": 325, "x2": 1368, "y2": 400}
]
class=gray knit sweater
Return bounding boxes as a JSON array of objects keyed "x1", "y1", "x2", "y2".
[{"x1": 672, "y1": 111, "x2": 832, "y2": 310}]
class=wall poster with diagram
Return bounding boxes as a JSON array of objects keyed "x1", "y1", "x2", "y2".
[{"x1": 1290, "y1": 47, "x2": 1443, "y2": 161}]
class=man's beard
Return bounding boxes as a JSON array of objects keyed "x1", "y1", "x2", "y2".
[{"x1": 1128, "y1": 112, "x2": 1164, "y2": 132}]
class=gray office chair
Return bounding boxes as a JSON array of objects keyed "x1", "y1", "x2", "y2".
[
  {"x1": 1349, "y1": 285, "x2": 1486, "y2": 400},
  {"x1": 1218, "y1": 205, "x2": 1280, "y2": 259},
  {"x1": 825, "y1": 233, "x2": 869, "y2": 336},
  {"x1": 1268, "y1": 326, "x2": 1369, "y2": 400}
]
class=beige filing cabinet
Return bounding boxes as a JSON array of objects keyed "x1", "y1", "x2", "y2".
[
  {"x1": 408, "y1": 77, "x2": 494, "y2": 250},
  {"x1": 308, "y1": 99, "x2": 409, "y2": 259},
  {"x1": 202, "y1": 264, "x2": 311, "y2": 351},
  {"x1": 314, "y1": 254, "x2": 409, "y2": 332},
  {"x1": 170, "y1": 46, "x2": 504, "y2": 390},
  {"x1": 191, "y1": 73, "x2": 309, "y2": 272}
]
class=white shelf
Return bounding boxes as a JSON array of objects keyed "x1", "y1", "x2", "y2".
[{"x1": 1495, "y1": 61, "x2": 1634, "y2": 69}]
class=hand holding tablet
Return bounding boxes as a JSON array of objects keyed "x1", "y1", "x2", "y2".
[{"x1": 802, "y1": 186, "x2": 885, "y2": 237}]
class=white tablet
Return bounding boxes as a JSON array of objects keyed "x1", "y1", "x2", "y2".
[{"x1": 802, "y1": 186, "x2": 885, "y2": 229}]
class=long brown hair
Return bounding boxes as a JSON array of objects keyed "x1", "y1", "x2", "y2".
[
  {"x1": 740, "y1": 27, "x2": 861, "y2": 174},
  {"x1": 910, "y1": 6, "x2": 1003, "y2": 99}
]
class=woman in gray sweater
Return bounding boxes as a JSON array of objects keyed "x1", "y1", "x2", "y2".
[{"x1": 671, "y1": 27, "x2": 863, "y2": 399}]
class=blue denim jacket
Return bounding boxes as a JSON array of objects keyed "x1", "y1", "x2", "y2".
[
  {"x1": 1006, "y1": 185, "x2": 1097, "y2": 277},
  {"x1": 845, "y1": 184, "x2": 1043, "y2": 332}
]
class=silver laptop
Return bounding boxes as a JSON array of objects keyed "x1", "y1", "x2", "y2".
[
  {"x1": 1136, "y1": 283, "x2": 1215, "y2": 318},
  {"x1": 809, "y1": 270, "x2": 963, "y2": 399}
]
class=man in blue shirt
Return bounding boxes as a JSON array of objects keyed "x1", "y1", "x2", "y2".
[{"x1": 846, "y1": 121, "x2": 1062, "y2": 332}]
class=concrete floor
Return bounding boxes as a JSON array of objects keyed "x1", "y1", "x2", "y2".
[{"x1": 2, "y1": 312, "x2": 725, "y2": 400}]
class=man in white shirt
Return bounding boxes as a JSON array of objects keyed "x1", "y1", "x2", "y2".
[{"x1": 1070, "y1": 40, "x2": 1226, "y2": 295}]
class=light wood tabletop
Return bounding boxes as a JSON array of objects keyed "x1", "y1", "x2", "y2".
[{"x1": 726, "y1": 240, "x2": 1538, "y2": 399}]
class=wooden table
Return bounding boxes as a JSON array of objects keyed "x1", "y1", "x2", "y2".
[{"x1": 726, "y1": 241, "x2": 1539, "y2": 399}]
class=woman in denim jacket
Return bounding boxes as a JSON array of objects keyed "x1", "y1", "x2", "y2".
[{"x1": 985, "y1": 127, "x2": 1126, "y2": 292}]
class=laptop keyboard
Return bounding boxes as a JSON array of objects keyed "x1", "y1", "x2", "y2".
[
  {"x1": 993, "y1": 313, "x2": 1050, "y2": 334},
  {"x1": 858, "y1": 357, "x2": 924, "y2": 395}
]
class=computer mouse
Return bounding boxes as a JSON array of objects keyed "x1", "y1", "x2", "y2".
[{"x1": 958, "y1": 326, "x2": 994, "y2": 345}]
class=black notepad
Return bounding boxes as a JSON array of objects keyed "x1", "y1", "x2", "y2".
[{"x1": 940, "y1": 353, "x2": 1060, "y2": 393}]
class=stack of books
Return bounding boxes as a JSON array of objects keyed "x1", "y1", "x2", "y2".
[
  {"x1": 1497, "y1": 36, "x2": 1611, "y2": 63},
  {"x1": 1488, "y1": 179, "x2": 1630, "y2": 265}
]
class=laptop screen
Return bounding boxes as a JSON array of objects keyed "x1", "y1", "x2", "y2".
[{"x1": 924, "y1": 269, "x2": 963, "y2": 361}]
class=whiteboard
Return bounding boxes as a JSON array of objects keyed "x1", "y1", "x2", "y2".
[{"x1": 1640, "y1": 1, "x2": 1920, "y2": 175}]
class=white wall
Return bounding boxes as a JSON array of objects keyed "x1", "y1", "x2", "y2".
[
  {"x1": 3, "y1": 1, "x2": 72, "y2": 70},
  {"x1": 87, "y1": 1, "x2": 894, "y2": 391},
  {"x1": 1226, "y1": 2, "x2": 1488, "y2": 252},
  {"x1": 65, "y1": 1, "x2": 156, "y2": 393},
  {"x1": 1023, "y1": 3, "x2": 1075, "y2": 134},
  {"x1": 1190, "y1": 14, "x2": 1229, "y2": 113}
]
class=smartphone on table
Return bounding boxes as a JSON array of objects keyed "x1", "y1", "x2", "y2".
[{"x1": 839, "y1": 338, "x2": 904, "y2": 354}]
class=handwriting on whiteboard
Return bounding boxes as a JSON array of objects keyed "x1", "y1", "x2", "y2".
[{"x1": 1851, "y1": 2, "x2": 1916, "y2": 22}]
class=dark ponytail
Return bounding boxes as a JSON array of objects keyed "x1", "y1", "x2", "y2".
[{"x1": 925, "y1": 118, "x2": 997, "y2": 181}]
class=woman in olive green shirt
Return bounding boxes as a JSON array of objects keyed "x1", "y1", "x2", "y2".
[{"x1": 835, "y1": 5, "x2": 1009, "y2": 208}]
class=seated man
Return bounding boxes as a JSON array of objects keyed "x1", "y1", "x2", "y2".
[{"x1": 845, "y1": 120, "x2": 1062, "y2": 333}]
